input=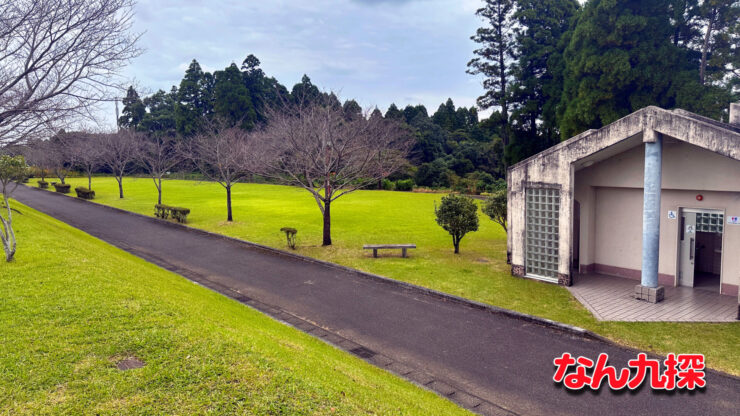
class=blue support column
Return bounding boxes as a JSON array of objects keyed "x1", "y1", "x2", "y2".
[{"x1": 636, "y1": 129, "x2": 665, "y2": 303}]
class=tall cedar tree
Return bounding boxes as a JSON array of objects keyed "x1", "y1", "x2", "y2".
[
  {"x1": 214, "y1": 63, "x2": 257, "y2": 129},
  {"x1": 467, "y1": 0, "x2": 517, "y2": 158},
  {"x1": 510, "y1": 0, "x2": 579, "y2": 150},
  {"x1": 558, "y1": 0, "x2": 698, "y2": 138},
  {"x1": 176, "y1": 60, "x2": 213, "y2": 136}
]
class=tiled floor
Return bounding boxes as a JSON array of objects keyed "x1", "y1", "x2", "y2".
[{"x1": 567, "y1": 274, "x2": 738, "y2": 322}]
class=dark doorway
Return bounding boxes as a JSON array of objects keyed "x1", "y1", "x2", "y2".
[{"x1": 573, "y1": 200, "x2": 580, "y2": 274}]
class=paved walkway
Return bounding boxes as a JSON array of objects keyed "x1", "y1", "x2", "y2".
[
  {"x1": 12, "y1": 186, "x2": 740, "y2": 416},
  {"x1": 569, "y1": 274, "x2": 738, "y2": 322}
]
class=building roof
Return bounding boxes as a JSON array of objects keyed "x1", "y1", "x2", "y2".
[{"x1": 509, "y1": 106, "x2": 740, "y2": 173}]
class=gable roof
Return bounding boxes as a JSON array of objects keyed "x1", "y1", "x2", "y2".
[{"x1": 509, "y1": 106, "x2": 740, "y2": 173}]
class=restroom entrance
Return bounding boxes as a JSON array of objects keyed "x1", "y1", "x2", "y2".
[{"x1": 678, "y1": 208, "x2": 724, "y2": 293}]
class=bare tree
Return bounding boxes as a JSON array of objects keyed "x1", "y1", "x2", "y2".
[
  {"x1": 0, "y1": 0, "x2": 141, "y2": 146},
  {"x1": 47, "y1": 133, "x2": 76, "y2": 185},
  {"x1": 137, "y1": 135, "x2": 182, "y2": 205},
  {"x1": 69, "y1": 133, "x2": 104, "y2": 190},
  {"x1": 23, "y1": 139, "x2": 55, "y2": 182},
  {"x1": 0, "y1": 155, "x2": 28, "y2": 261},
  {"x1": 99, "y1": 129, "x2": 140, "y2": 198},
  {"x1": 257, "y1": 98, "x2": 411, "y2": 246},
  {"x1": 186, "y1": 122, "x2": 258, "y2": 222}
]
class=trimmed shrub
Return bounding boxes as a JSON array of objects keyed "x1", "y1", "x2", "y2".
[
  {"x1": 154, "y1": 204, "x2": 190, "y2": 223},
  {"x1": 394, "y1": 179, "x2": 414, "y2": 191},
  {"x1": 75, "y1": 187, "x2": 95, "y2": 200},
  {"x1": 53, "y1": 183, "x2": 71, "y2": 193},
  {"x1": 37, "y1": 180, "x2": 49, "y2": 189},
  {"x1": 280, "y1": 227, "x2": 298, "y2": 250}
]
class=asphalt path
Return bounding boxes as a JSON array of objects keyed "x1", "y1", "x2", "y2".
[{"x1": 12, "y1": 185, "x2": 739, "y2": 416}]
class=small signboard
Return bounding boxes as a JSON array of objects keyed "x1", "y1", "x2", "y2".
[
  {"x1": 668, "y1": 210, "x2": 677, "y2": 219},
  {"x1": 686, "y1": 224, "x2": 695, "y2": 234},
  {"x1": 728, "y1": 216, "x2": 740, "y2": 225}
]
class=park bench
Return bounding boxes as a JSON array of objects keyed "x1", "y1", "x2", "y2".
[{"x1": 363, "y1": 244, "x2": 416, "y2": 258}]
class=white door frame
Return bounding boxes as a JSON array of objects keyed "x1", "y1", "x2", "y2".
[{"x1": 676, "y1": 207, "x2": 725, "y2": 293}]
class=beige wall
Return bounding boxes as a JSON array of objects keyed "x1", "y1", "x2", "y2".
[{"x1": 575, "y1": 142, "x2": 740, "y2": 294}]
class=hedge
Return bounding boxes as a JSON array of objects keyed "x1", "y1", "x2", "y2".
[
  {"x1": 37, "y1": 180, "x2": 49, "y2": 189},
  {"x1": 394, "y1": 179, "x2": 414, "y2": 191},
  {"x1": 154, "y1": 204, "x2": 190, "y2": 223},
  {"x1": 75, "y1": 187, "x2": 95, "y2": 200},
  {"x1": 53, "y1": 183, "x2": 71, "y2": 193}
]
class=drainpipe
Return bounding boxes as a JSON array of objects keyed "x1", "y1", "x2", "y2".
[{"x1": 636, "y1": 127, "x2": 665, "y2": 303}]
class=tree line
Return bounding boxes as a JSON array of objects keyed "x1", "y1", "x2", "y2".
[
  {"x1": 468, "y1": 0, "x2": 739, "y2": 167},
  {"x1": 20, "y1": 93, "x2": 412, "y2": 247},
  {"x1": 117, "y1": 57, "x2": 507, "y2": 194}
]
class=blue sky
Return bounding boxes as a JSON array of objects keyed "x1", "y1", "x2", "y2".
[{"x1": 107, "y1": 0, "x2": 487, "y2": 125}]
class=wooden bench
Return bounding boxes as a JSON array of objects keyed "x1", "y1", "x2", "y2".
[{"x1": 363, "y1": 244, "x2": 416, "y2": 258}]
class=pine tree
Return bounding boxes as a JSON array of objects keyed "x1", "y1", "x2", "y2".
[{"x1": 467, "y1": 0, "x2": 517, "y2": 152}]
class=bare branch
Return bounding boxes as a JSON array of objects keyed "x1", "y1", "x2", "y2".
[{"x1": 0, "y1": 0, "x2": 142, "y2": 146}]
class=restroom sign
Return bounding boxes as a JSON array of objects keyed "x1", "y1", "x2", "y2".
[
  {"x1": 686, "y1": 224, "x2": 695, "y2": 234},
  {"x1": 668, "y1": 210, "x2": 677, "y2": 219},
  {"x1": 728, "y1": 216, "x2": 740, "y2": 225}
]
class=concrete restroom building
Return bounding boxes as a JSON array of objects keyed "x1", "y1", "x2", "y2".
[{"x1": 507, "y1": 104, "x2": 740, "y2": 314}]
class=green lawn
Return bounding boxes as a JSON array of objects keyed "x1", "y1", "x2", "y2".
[
  {"x1": 0, "y1": 201, "x2": 471, "y2": 415},
  {"x1": 42, "y1": 177, "x2": 740, "y2": 375}
]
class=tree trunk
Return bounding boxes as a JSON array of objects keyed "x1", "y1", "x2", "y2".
[
  {"x1": 87, "y1": 172, "x2": 92, "y2": 190},
  {"x1": 2, "y1": 193, "x2": 16, "y2": 262},
  {"x1": 700, "y1": 8, "x2": 716, "y2": 86},
  {"x1": 322, "y1": 200, "x2": 332, "y2": 246},
  {"x1": 226, "y1": 185, "x2": 233, "y2": 222},
  {"x1": 157, "y1": 178, "x2": 162, "y2": 205},
  {"x1": 117, "y1": 176, "x2": 124, "y2": 198},
  {"x1": 497, "y1": 5, "x2": 509, "y2": 169},
  {"x1": 453, "y1": 235, "x2": 460, "y2": 254}
]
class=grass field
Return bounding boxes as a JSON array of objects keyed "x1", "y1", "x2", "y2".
[
  {"x1": 40, "y1": 177, "x2": 740, "y2": 375},
  {"x1": 0, "y1": 202, "x2": 471, "y2": 415}
]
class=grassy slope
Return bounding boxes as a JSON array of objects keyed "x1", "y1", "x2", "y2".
[
  {"x1": 0, "y1": 201, "x2": 471, "y2": 415},
  {"x1": 52, "y1": 177, "x2": 740, "y2": 375}
]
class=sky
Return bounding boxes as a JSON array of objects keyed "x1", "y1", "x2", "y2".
[{"x1": 103, "y1": 0, "x2": 487, "y2": 126}]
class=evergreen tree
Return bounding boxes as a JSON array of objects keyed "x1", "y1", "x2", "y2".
[
  {"x1": 467, "y1": 0, "x2": 517, "y2": 153},
  {"x1": 558, "y1": 0, "x2": 697, "y2": 138},
  {"x1": 695, "y1": 0, "x2": 740, "y2": 87},
  {"x1": 213, "y1": 63, "x2": 256, "y2": 128},
  {"x1": 141, "y1": 88, "x2": 177, "y2": 136},
  {"x1": 342, "y1": 99, "x2": 363, "y2": 121},
  {"x1": 432, "y1": 98, "x2": 458, "y2": 131},
  {"x1": 291, "y1": 75, "x2": 321, "y2": 104},
  {"x1": 385, "y1": 103, "x2": 404, "y2": 120},
  {"x1": 402, "y1": 104, "x2": 428, "y2": 125},
  {"x1": 510, "y1": 0, "x2": 579, "y2": 143},
  {"x1": 118, "y1": 86, "x2": 145, "y2": 129},
  {"x1": 175, "y1": 59, "x2": 208, "y2": 136},
  {"x1": 240, "y1": 54, "x2": 289, "y2": 123}
]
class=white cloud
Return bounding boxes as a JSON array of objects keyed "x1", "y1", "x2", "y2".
[{"x1": 99, "y1": 0, "x2": 489, "y2": 126}]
